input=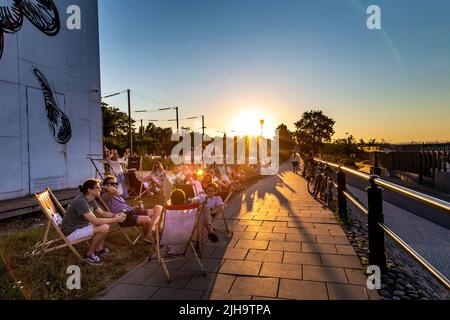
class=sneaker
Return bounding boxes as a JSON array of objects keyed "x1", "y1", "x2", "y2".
[
  {"x1": 95, "y1": 248, "x2": 110, "y2": 258},
  {"x1": 85, "y1": 254, "x2": 103, "y2": 266},
  {"x1": 208, "y1": 232, "x2": 219, "y2": 243}
]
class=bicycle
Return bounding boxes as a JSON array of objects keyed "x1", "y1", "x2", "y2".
[{"x1": 307, "y1": 163, "x2": 334, "y2": 208}]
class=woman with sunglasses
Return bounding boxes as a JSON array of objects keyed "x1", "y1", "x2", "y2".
[{"x1": 61, "y1": 179, "x2": 127, "y2": 266}]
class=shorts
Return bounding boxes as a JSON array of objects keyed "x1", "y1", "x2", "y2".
[
  {"x1": 119, "y1": 209, "x2": 148, "y2": 227},
  {"x1": 66, "y1": 224, "x2": 94, "y2": 242}
]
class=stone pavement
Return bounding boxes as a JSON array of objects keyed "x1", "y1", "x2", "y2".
[{"x1": 98, "y1": 163, "x2": 379, "y2": 300}]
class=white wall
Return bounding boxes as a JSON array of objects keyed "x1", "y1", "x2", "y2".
[{"x1": 0, "y1": 0, "x2": 102, "y2": 200}]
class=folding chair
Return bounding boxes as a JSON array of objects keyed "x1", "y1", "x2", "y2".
[
  {"x1": 31, "y1": 188, "x2": 92, "y2": 260},
  {"x1": 149, "y1": 204, "x2": 206, "y2": 283},
  {"x1": 96, "y1": 196, "x2": 142, "y2": 245},
  {"x1": 126, "y1": 169, "x2": 156, "y2": 201}
]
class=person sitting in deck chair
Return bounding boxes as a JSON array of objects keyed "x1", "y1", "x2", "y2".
[
  {"x1": 101, "y1": 176, "x2": 163, "y2": 243},
  {"x1": 169, "y1": 187, "x2": 220, "y2": 243},
  {"x1": 61, "y1": 179, "x2": 126, "y2": 266},
  {"x1": 143, "y1": 162, "x2": 166, "y2": 193}
]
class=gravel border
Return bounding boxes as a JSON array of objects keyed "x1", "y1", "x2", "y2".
[{"x1": 342, "y1": 205, "x2": 449, "y2": 300}]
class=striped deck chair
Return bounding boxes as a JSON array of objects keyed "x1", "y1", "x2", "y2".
[{"x1": 149, "y1": 204, "x2": 206, "y2": 283}]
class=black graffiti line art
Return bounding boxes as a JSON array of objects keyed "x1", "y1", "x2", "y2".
[
  {"x1": 33, "y1": 68, "x2": 72, "y2": 144},
  {"x1": 0, "y1": 0, "x2": 60, "y2": 59}
]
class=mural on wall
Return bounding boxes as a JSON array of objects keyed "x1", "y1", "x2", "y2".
[
  {"x1": 33, "y1": 68, "x2": 72, "y2": 144},
  {"x1": 0, "y1": 0, "x2": 60, "y2": 59}
]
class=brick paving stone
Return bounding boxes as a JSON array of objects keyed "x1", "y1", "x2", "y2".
[
  {"x1": 328, "y1": 228, "x2": 347, "y2": 237},
  {"x1": 210, "y1": 247, "x2": 249, "y2": 260},
  {"x1": 316, "y1": 235, "x2": 349, "y2": 245},
  {"x1": 321, "y1": 254, "x2": 362, "y2": 269},
  {"x1": 231, "y1": 231, "x2": 257, "y2": 240},
  {"x1": 268, "y1": 241, "x2": 302, "y2": 252},
  {"x1": 255, "y1": 232, "x2": 286, "y2": 241},
  {"x1": 226, "y1": 224, "x2": 248, "y2": 232},
  {"x1": 122, "y1": 265, "x2": 158, "y2": 285},
  {"x1": 151, "y1": 288, "x2": 204, "y2": 300},
  {"x1": 285, "y1": 233, "x2": 316, "y2": 243},
  {"x1": 273, "y1": 226, "x2": 301, "y2": 234},
  {"x1": 260, "y1": 262, "x2": 302, "y2": 280},
  {"x1": 326, "y1": 283, "x2": 369, "y2": 300},
  {"x1": 335, "y1": 245, "x2": 357, "y2": 256},
  {"x1": 184, "y1": 273, "x2": 236, "y2": 293},
  {"x1": 301, "y1": 243, "x2": 338, "y2": 254},
  {"x1": 245, "y1": 250, "x2": 284, "y2": 263},
  {"x1": 283, "y1": 252, "x2": 321, "y2": 266},
  {"x1": 246, "y1": 225, "x2": 275, "y2": 233},
  {"x1": 99, "y1": 284, "x2": 158, "y2": 300},
  {"x1": 205, "y1": 238, "x2": 238, "y2": 248},
  {"x1": 219, "y1": 260, "x2": 262, "y2": 276},
  {"x1": 229, "y1": 277, "x2": 279, "y2": 297},
  {"x1": 181, "y1": 258, "x2": 224, "y2": 273},
  {"x1": 143, "y1": 269, "x2": 195, "y2": 288},
  {"x1": 236, "y1": 220, "x2": 263, "y2": 226},
  {"x1": 207, "y1": 292, "x2": 252, "y2": 300},
  {"x1": 261, "y1": 221, "x2": 288, "y2": 227},
  {"x1": 278, "y1": 279, "x2": 328, "y2": 300},
  {"x1": 344, "y1": 269, "x2": 368, "y2": 286},
  {"x1": 301, "y1": 228, "x2": 332, "y2": 236},
  {"x1": 235, "y1": 239, "x2": 269, "y2": 250},
  {"x1": 253, "y1": 216, "x2": 277, "y2": 221},
  {"x1": 303, "y1": 265, "x2": 348, "y2": 284}
]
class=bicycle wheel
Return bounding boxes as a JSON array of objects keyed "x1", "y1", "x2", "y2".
[
  {"x1": 307, "y1": 176, "x2": 316, "y2": 195},
  {"x1": 325, "y1": 188, "x2": 333, "y2": 207}
]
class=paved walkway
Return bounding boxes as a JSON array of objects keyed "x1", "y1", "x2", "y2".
[{"x1": 98, "y1": 164, "x2": 379, "y2": 300}]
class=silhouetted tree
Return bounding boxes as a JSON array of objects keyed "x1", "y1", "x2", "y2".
[{"x1": 294, "y1": 110, "x2": 335, "y2": 154}]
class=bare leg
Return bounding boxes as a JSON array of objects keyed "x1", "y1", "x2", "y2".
[
  {"x1": 87, "y1": 224, "x2": 110, "y2": 256},
  {"x1": 136, "y1": 216, "x2": 152, "y2": 239}
]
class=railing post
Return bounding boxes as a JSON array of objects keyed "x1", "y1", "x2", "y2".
[
  {"x1": 367, "y1": 175, "x2": 386, "y2": 272},
  {"x1": 337, "y1": 167, "x2": 348, "y2": 222}
]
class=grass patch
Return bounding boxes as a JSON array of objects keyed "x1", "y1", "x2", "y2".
[{"x1": 0, "y1": 224, "x2": 151, "y2": 300}]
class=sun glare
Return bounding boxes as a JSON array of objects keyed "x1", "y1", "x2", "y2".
[{"x1": 230, "y1": 108, "x2": 276, "y2": 138}]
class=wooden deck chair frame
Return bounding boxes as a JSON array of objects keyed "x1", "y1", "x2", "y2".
[
  {"x1": 149, "y1": 204, "x2": 206, "y2": 283},
  {"x1": 32, "y1": 188, "x2": 92, "y2": 260},
  {"x1": 96, "y1": 196, "x2": 141, "y2": 246},
  {"x1": 89, "y1": 158, "x2": 119, "y2": 180},
  {"x1": 127, "y1": 157, "x2": 153, "y2": 201}
]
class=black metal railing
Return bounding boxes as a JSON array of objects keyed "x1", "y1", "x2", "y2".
[{"x1": 312, "y1": 158, "x2": 450, "y2": 290}]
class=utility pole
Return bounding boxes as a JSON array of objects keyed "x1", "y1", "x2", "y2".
[
  {"x1": 127, "y1": 89, "x2": 133, "y2": 155},
  {"x1": 175, "y1": 106, "x2": 179, "y2": 132}
]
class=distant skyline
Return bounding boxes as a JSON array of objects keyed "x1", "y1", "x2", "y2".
[{"x1": 99, "y1": 0, "x2": 450, "y2": 143}]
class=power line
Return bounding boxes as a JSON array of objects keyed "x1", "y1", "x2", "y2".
[{"x1": 132, "y1": 91, "x2": 173, "y2": 108}]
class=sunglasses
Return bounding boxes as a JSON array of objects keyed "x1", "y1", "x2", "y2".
[
  {"x1": 91, "y1": 186, "x2": 101, "y2": 190},
  {"x1": 206, "y1": 189, "x2": 215, "y2": 193},
  {"x1": 105, "y1": 182, "x2": 119, "y2": 187}
]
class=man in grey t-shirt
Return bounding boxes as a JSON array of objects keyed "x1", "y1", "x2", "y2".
[
  {"x1": 61, "y1": 195, "x2": 100, "y2": 236},
  {"x1": 61, "y1": 179, "x2": 126, "y2": 266}
]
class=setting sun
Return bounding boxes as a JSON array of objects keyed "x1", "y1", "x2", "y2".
[{"x1": 230, "y1": 108, "x2": 276, "y2": 138}]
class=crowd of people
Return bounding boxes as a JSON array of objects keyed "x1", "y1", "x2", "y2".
[{"x1": 61, "y1": 148, "x2": 263, "y2": 266}]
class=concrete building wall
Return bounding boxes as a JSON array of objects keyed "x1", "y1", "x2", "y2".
[{"x1": 0, "y1": 0, "x2": 102, "y2": 200}]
